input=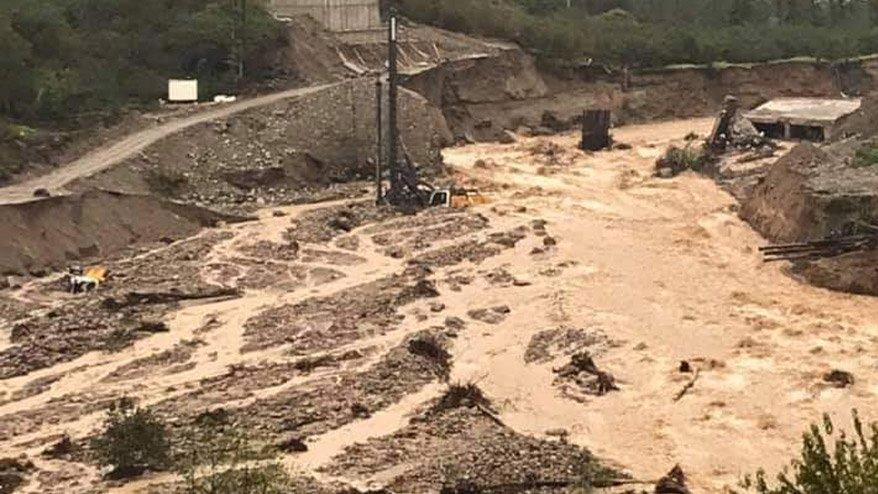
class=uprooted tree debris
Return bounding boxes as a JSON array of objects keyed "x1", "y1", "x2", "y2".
[{"x1": 553, "y1": 352, "x2": 619, "y2": 401}]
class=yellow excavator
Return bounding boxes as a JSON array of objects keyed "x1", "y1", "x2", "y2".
[
  {"x1": 67, "y1": 266, "x2": 108, "y2": 294},
  {"x1": 427, "y1": 188, "x2": 490, "y2": 208}
]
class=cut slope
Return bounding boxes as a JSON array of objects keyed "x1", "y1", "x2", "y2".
[{"x1": 0, "y1": 190, "x2": 246, "y2": 276}]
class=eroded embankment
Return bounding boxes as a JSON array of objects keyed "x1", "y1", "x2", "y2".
[
  {"x1": 402, "y1": 49, "x2": 878, "y2": 142},
  {"x1": 0, "y1": 190, "x2": 247, "y2": 276},
  {"x1": 738, "y1": 96, "x2": 878, "y2": 295}
]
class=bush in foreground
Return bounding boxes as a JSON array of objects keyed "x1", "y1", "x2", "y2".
[
  {"x1": 177, "y1": 411, "x2": 295, "y2": 494},
  {"x1": 742, "y1": 410, "x2": 878, "y2": 493},
  {"x1": 91, "y1": 398, "x2": 170, "y2": 478}
]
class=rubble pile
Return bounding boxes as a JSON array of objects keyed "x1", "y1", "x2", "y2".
[
  {"x1": 286, "y1": 202, "x2": 401, "y2": 245},
  {"x1": 324, "y1": 385, "x2": 621, "y2": 493}
]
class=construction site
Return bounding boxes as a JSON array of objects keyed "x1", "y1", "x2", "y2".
[{"x1": 1, "y1": 3, "x2": 878, "y2": 494}]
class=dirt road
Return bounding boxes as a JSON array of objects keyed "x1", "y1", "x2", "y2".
[
  {"x1": 3, "y1": 119, "x2": 878, "y2": 493},
  {"x1": 0, "y1": 83, "x2": 336, "y2": 205}
]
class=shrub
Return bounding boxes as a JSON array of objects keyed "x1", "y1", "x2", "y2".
[
  {"x1": 91, "y1": 398, "x2": 170, "y2": 478},
  {"x1": 656, "y1": 144, "x2": 710, "y2": 176},
  {"x1": 177, "y1": 411, "x2": 295, "y2": 493},
  {"x1": 853, "y1": 145, "x2": 878, "y2": 168},
  {"x1": 742, "y1": 410, "x2": 878, "y2": 493}
]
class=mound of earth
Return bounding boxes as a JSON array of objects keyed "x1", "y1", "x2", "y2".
[
  {"x1": 0, "y1": 190, "x2": 246, "y2": 276},
  {"x1": 74, "y1": 79, "x2": 452, "y2": 210},
  {"x1": 741, "y1": 141, "x2": 878, "y2": 294},
  {"x1": 740, "y1": 143, "x2": 878, "y2": 242},
  {"x1": 792, "y1": 249, "x2": 878, "y2": 295}
]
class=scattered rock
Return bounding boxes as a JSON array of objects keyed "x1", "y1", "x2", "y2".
[
  {"x1": 278, "y1": 436, "x2": 308, "y2": 453},
  {"x1": 498, "y1": 130, "x2": 517, "y2": 144},
  {"x1": 137, "y1": 321, "x2": 169, "y2": 333},
  {"x1": 543, "y1": 236, "x2": 557, "y2": 247},
  {"x1": 467, "y1": 306, "x2": 511, "y2": 325},
  {"x1": 679, "y1": 361, "x2": 692, "y2": 373},
  {"x1": 272, "y1": 210, "x2": 288, "y2": 217},
  {"x1": 445, "y1": 317, "x2": 466, "y2": 330},
  {"x1": 33, "y1": 188, "x2": 51, "y2": 198},
  {"x1": 430, "y1": 302, "x2": 446, "y2": 313},
  {"x1": 515, "y1": 126, "x2": 534, "y2": 137},
  {"x1": 823, "y1": 369, "x2": 855, "y2": 388}
]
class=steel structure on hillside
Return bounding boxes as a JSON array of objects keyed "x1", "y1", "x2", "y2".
[{"x1": 268, "y1": 0, "x2": 381, "y2": 31}]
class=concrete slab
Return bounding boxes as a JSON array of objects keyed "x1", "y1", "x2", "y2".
[{"x1": 744, "y1": 97, "x2": 862, "y2": 127}]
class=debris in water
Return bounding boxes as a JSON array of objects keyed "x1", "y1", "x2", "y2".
[
  {"x1": 553, "y1": 352, "x2": 619, "y2": 400},
  {"x1": 823, "y1": 369, "x2": 855, "y2": 388},
  {"x1": 655, "y1": 464, "x2": 692, "y2": 494}
]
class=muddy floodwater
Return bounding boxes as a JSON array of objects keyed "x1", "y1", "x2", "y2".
[{"x1": 2, "y1": 119, "x2": 877, "y2": 493}]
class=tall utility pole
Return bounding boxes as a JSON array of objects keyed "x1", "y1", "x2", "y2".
[
  {"x1": 239, "y1": 0, "x2": 246, "y2": 82},
  {"x1": 231, "y1": 0, "x2": 246, "y2": 85},
  {"x1": 386, "y1": 8, "x2": 399, "y2": 194}
]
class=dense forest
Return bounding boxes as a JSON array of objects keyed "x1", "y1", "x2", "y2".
[
  {"x1": 396, "y1": 0, "x2": 878, "y2": 67},
  {"x1": 0, "y1": 0, "x2": 282, "y2": 125}
]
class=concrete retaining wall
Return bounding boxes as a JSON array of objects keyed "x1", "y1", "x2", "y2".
[{"x1": 270, "y1": 0, "x2": 381, "y2": 31}]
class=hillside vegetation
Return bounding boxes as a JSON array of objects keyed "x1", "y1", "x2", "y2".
[
  {"x1": 0, "y1": 0, "x2": 283, "y2": 125},
  {"x1": 395, "y1": 0, "x2": 878, "y2": 67}
]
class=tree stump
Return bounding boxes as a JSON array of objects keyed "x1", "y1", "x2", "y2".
[{"x1": 580, "y1": 109, "x2": 611, "y2": 151}]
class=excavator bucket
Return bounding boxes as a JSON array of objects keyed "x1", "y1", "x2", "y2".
[{"x1": 451, "y1": 194, "x2": 489, "y2": 208}]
